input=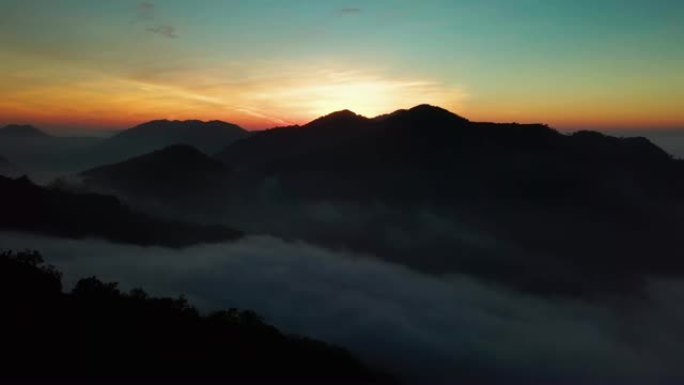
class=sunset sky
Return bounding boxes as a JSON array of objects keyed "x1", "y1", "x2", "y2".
[{"x1": 1, "y1": 0, "x2": 683, "y2": 132}]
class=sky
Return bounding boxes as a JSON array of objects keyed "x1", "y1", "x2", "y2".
[{"x1": 0, "y1": 0, "x2": 682, "y2": 132}]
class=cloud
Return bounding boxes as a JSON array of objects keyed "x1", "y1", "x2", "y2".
[
  {"x1": 147, "y1": 25, "x2": 178, "y2": 39},
  {"x1": 137, "y1": 2, "x2": 178, "y2": 39},
  {"x1": 338, "y1": 7, "x2": 362, "y2": 15},
  {"x1": 234, "y1": 107, "x2": 295, "y2": 126},
  {"x1": 1, "y1": 231, "x2": 683, "y2": 384},
  {"x1": 137, "y1": 1, "x2": 154, "y2": 20}
]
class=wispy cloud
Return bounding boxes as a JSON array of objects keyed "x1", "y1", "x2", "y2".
[
  {"x1": 137, "y1": 2, "x2": 178, "y2": 39},
  {"x1": 147, "y1": 25, "x2": 178, "y2": 39},
  {"x1": 137, "y1": 1, "x2": 154, "y2": 20},
  {"x1": 338, "y1": 7, "x2": 362, "y2": 15}
]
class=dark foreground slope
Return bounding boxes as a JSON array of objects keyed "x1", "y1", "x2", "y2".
[
  {"x1": 1, "y1": 250, "x2": 389, "y2": 384},
  {"x1": 0, "y1": 175, "x2": 241, "y2": 246}
]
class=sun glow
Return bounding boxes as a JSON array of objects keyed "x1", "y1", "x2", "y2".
[{"x1": 244, "y1": 70, "x2": 467, "y2": 123}]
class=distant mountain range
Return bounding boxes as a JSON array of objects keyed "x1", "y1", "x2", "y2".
[
  {"x1": 0, "y1": 124, "x2": 102, "y2": 182},
  {"x1": 9, "y1": 106, "x2": 684, "y2": 295},
  {"x1": 0, "y1": 120, "x2": 250, "y2": 182},
  {"x1": 0, "y1": 124, "x2": 52, "y2": 139},
  {"x1": 93, "y1": 119, "x2": 249, "y2": 164}
]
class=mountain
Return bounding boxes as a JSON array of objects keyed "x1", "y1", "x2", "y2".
[
  {"x1": 74, "y1": 145, "x2": 233, "y2": 220},
  {"x1": 95, "y1": 119, "x2": 249, "y2": 164},
  {"x1": 216, "y1": 109, "x2": 379, "y2": 170},
  {"x1": 0, "y1": 175, "x2": 241, "y2": 247},
  {"x1": 216, "y1": 104, "x2": 474, "y2": 173},
  {"x1": 0, "y1": 124, "x2": 52, "y2": 139},
  {"x1": 0, "y1": 155, "x2": 21, "y2": 177},
  {"x1": 217, "y1": 104, "x2": 677, "y2": 202},
  {"x1": 1, "y1": 250, "x2": 391, "y2": 384},
  {"x1": 211, "y1": 104, "x2": 684, "y2": 296},
  {"x1": 0, "y1": 124, "x2": 103, "y2": 182}
]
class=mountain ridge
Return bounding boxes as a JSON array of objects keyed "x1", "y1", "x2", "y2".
[
  {"x1": 71, "y1": 145, "x2": 234, "y2": 221},
  {"x1": 91, "y1": 119, "x2": 250, "y2": 166},
  {"x1": 0, "y1": 124, "x2": 52, "y2": 138}
]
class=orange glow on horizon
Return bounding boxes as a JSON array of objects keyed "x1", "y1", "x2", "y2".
[{"x1": 1, "y1": 62, "x2": 682, "y2": 132}]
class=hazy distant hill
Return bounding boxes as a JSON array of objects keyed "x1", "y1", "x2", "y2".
[
  {"x1": 0, "y1": 124, "x2": 103, "y2": 182},
  {"x1": 0, "y1": 155, "x2": 21, "y2": 177},
  {"x1": 95, "y1": 120, "x2": 249, "y2": 164},
  {"x1": 0, "y1": 175, "x2": 241, "y2": 247},
  {"x1": 0, "y1": 124, "x2": 52, "y2": 139},
  {"x1": 77, "y1": 145, "x2": 232, "y2": 216}
]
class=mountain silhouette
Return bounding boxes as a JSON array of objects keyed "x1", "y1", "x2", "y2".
[
  {"x1": 1, "y1": 250, "x2": 392, "y2": 384},
  {"x1": 75, "y1": 145, "x2": 233, "y2": 218},
  {"x1": 94, "y1": 119, "x2": 249, "y2": 164},
  {"x1": 0, "y1": 124, "x2": 52, "y2": 138},
  {"x1": 41, "y1": 105, "x2": 684, "y2": 295},
  {"x1": 210, "y1": 105, "x2": 684, "y2": 295},
  {"x1": 218, "y1": 104, "x2": 678, "y2": 198},
  {"x1": 216, "y1": 109, "x2": 376, "y2": 170},
  {"x1": 0, "y1": 175, "x2": 242, "y2": 247},
  {"x1": 0, "y1": 124, "x2": 102, "y2": 182}
]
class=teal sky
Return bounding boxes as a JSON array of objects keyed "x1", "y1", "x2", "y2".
[{"x1": 1, "y1": 0, "x2": 683, "y2": 130}]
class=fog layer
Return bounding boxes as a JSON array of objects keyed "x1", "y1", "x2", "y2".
[{"x1": 1, "y1": 231, "x2": 682, "y2": 384}]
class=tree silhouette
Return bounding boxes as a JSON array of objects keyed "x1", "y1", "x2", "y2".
[{"x1": 1, "y1": 249, "x2": 394, "y2": 384}]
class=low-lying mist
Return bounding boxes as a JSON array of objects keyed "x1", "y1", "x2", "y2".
[{"x1": 1, "y1": 231, "x2": 682, "y2": 384}]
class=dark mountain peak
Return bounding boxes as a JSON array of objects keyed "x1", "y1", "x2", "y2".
[
  {"x1": 131, "y1": 119, "x2": 244, "y2": 132},
  {"x1": 83, "y1": 144, "x2": 227, "y2": 178},
  {"x1": 620, "y1": 136, "x2": 672, "y2": 161},
  {"x1": 379, "y1": 105, "x2": 470, "y2": 128},
  {"x1": 409, "y1": 104, "x2": 452, "y2": 113},
  {"x1": 407, "y1": 104, "x2": 469, "y2": 122},
  {"x1": 0, "y1": 124, "x2": 51, "y2": 138},
  {"x1": 97, "y1": 119, "x2": 250, "y2": 160},
  {"x1": 568, "y1": 130, "x2": 672, "y2": 163},
  {"x1": 304, "y1": 109, "x2": 370, "y2": 129},
  {"x1": 327, "y1": 109, "x2": 359, "y2": 118},
  {"x1": 145, "y1": 143, "x2": 209, "y2": 158},
  {"x1": 79, "y1": 145, "x2": 232, "y2": 208}
]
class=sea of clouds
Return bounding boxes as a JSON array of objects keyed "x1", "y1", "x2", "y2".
[{"x1": 1, "y1": 231, "x2": 683, "y2": 384}]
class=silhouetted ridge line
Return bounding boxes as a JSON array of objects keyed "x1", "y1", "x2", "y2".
[
  {"x1": 83, "y1": 144, "x2": 228, "y2": 178},
  {"x1": 303, "y1": 109, "x2": 371, "y2": 130},
  {"x1": 0, "y1": 124, "x2": 51, "y2": 138},
  {"x1": 74, "y1": 145, "x2": 233, "y2": 216},
  {"x1": 92, "y1": 119, "x2": 250, "y2": 165}
]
